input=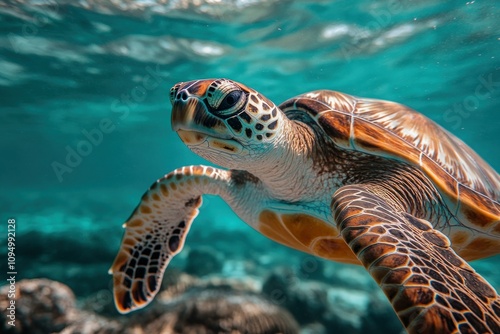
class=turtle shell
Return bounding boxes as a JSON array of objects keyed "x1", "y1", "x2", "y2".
[{"x1": 280, "y1": 90, "x2": 500, "y2": 258}]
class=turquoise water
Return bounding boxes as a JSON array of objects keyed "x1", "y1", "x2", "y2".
[{"x1": 1, "y1": 1, "x2": 499, "y2": 332}]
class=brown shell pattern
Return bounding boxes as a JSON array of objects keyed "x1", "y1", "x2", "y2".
[{"x1": 280, "y1": 90, "x2": 500, "y2": 232}]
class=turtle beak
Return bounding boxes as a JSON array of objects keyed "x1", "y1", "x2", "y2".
[
  {"x1": 172, "y1": 93, "x2": 212, "y2": 145},
  {"x1": 171, "y1": 99, "x2": 244, "y2": 152},
  {"x1": 171, "y1": 97, "x2": 204, "y2": 132},
  {"x1": 170, "y1": 89, "x2": 233, "y2": 147},
  {"x1": 171, "y1": 98, "x2": 208, "y2": 145}
]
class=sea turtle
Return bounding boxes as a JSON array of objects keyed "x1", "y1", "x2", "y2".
[{"x1": 110, "y1": 78, "x2": 500, "y2": 333}]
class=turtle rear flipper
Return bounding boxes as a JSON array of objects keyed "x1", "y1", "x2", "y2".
[
  {"x1": 331, "y1": 185, "x2": 500, "y2": 333},
  {"x1": 109, "y1": 166, "x2": 230, "y2": 313}
]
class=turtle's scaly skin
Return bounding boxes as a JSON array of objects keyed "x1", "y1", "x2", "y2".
[
  {"x1": 332, "y1": 186, "x2": 500, "y2": 333},
  {"x1": 110, "y1": 79, "x2": 500, "y2": 332}
]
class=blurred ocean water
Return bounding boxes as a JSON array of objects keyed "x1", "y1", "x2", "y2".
[{"x1": 1, "y1": 0, "x2": 499, "y2": 332}]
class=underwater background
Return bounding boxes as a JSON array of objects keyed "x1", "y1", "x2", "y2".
[{"x1": 1, "y1": 0, "x2": 499, "y2": 333}]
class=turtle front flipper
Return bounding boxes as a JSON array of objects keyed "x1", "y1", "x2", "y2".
[
  {"x1": 109, "y1": 165, "x2": 231, "y2": 313},
  {"x1": 331, "y1": 185, "x2": 500, "y2": 334}
]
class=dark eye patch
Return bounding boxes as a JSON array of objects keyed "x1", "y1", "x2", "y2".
[
  {"x1": 268, "y1": 120, "x2": 278, "y2": 130},
  {"x1": 227, "y1": 117, "x2": 243, "y2": 132},
  {"x1": 240, "y1": 112, "x2": 252, "y2": 123}
]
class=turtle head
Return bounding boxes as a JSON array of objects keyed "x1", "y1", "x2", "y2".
[{"x1": 170, "y1": 78, "x2": 283, "y2": 168}]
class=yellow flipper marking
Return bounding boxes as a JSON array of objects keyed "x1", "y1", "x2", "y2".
[{"x1": 258, "y1": 210, "x2": 359, "y2": 264}]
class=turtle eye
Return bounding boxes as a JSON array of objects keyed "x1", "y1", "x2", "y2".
[
  {"x1": 206, "y1": 79, "x2": 247, "y2": 118},
  {"x1": 218, "y1": 90, "x2": 242, "y2": 111}
]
